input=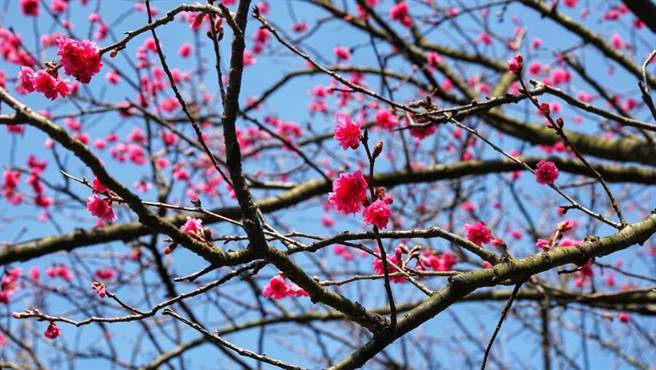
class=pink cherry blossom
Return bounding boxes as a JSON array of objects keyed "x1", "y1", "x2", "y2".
[
  {"x1": 464, "y1": 222, "x2": 493, "y2": 246},
  {"x1": 362, "y1": 199, "x2": 392, "y2": 229},
  {"x1": 86, "y1": 194, "x2": 116, "y2": 221},
  {"x1": 180, "y1": 217, "x2": 203, "y2": 236},
  {"x1": 334, "y1": 113, "x2": 361, "y2": 150},
  {"x1": 57, "y1": 37, "x2": 102, "y2": 83},
  {"x1": 535, "y1": 160, "x2": 559, "y2": 185},
  {"x1": 328, "y1": 171, "x2": 368, "y2": 214}
]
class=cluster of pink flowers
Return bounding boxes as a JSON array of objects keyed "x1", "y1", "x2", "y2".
[
  {"x1": 464, "y1": 222, "x2": 494, "y2": 246},
  {"x1": 86, "y1": 178, "x2": 116, "y2": 222},
  {"x1": 334, "y1": 113, "x2": 362, "y2": 150},
  {"x1": 44, "y1": 321, "x2": 61, "y2": 340},
  {"x1": 333, "y1": 245, "x2": 354, "y2": 261},
  {"x1": 574, "y1": 262, "x2": 593, "y2": 287},
  {"x1": 18, "y1": 36, "x2": 101, "y2": 100},
  {"x1": 88, "y1": 13, "x2": 109, "y2": 41},
  {"x1": 252, "y1": 27, "x2": 269, "y2": 55},
  {"x1": 535, "y1": 160, "x2": 560, "y2": 185},
  {"x1": 46, "y1": 264, "x2": 73, "y2": 282},
  {"x1": 109, "y1": 143, "x2": 147, "y2": 165},
  {"x1": 262, "y1": 274, "x2": 308, "y2": 299},
  {"x1": 24, "y1": 155, "x2": 53, "y2": 211},
  {"x1": 329, "y1": 172, "x2": 394, "y2": 229},
  {"x1": 420, "y1": 251, "x2": 459, "y2": 272},
  {"x1": 372, "y1": 246, "x2": 407, "y2": 283},
  {"x1": 18, "y1": 67, "x2": 75, "y2": 100},
  {"x1": 0, "y1": 268, "x2": 22, "y2": 304},
  {"x1": 2, "y1": 170, "x2": 22, "y2": 205},
  {"x1": 0, "y1": 27, "x2": 36, "y2": 67},
  {"x1": 390, "y1": 2, "x2": 412, "y2": 27}
]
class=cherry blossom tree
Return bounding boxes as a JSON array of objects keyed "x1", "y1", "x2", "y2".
[{"x1": 0, "y1": 0, "x2": 655, "y2": 369}]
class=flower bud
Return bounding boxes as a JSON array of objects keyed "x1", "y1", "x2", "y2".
[
  {"x1": 373, "y1": 140, "x2": 384, "y2": 159},
  {"x1": 507, "y1": 54, "x2": 523, "y2": 74}
]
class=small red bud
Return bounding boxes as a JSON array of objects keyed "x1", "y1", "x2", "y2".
[
  {"x1": 203, "y1": 228, "x2": 212, "y2": 241},
  {"x1": 539, "y1": 102, "x2": 550, "y2": 115}
]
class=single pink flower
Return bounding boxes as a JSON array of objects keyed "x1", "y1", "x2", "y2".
[
  {"x1": 287, "y1": 283, "x2": 308, "y2": 297},
  {"x1": 178, "y1": 42, "x2": 192, "y2": 58},
  {"x1": 409, "y1": 123, "x2": 436, "y2": 140},
  {"x1": 293, "y1": 22, "x2": 308, "y2": 33},
  {"x1": 362, "y1": 199, "x2": 392, "y2": 229},
  {"x1": 507, "y1": 54, "x2": 523, "y2": 74},
  {"x1": 479, "y1": 32, "x2": 492, "y2": 45},
  {"x1": 262, "y1": 274, "x2": 289, "y2": 299},
  {"x1": 535, "y1": 160, "x2": 559, "y2": 185},
  {"x1": 559, "y1": 238, "x2": 581, "y2": 247},
  {"x1": 557, "y1": 219, "x2": 577, "y2": 233},
  {"x1": 439, "y1": 251, "x2": 458, "y2": 271},
  {"x1": 536, "y1": 239, "x2": 551, "y2": 250},
  {"x1": 334, "y1": 114, "x2": 361, "y2": 150},
  {"x1": 618, "y1": 312, "x2": 630, "y2": 323},
  {"x1": 321, "y1": 215, "x2": 335, "y2": 227},
  {"x1": 334, "y1": 46, "x2": 351, "y2": 61},
  {"x1": 92, "y1": 177, "x2": 108, "y2": 193},
  {"x1": 426, "y1": 52, "x2": 443, "y2": 66},
  {"x1": 44, "y1": 322, "x2": 61, "y2": 339},
  {"x1": 20, "y1": 0, "x2": 39, "y2": 16},
  {"x1": 57, "y1": 37, "x2": 102, "y2": 83},
  {"x1": 86, "y1": 194, "x2": 116, "y2": 221},
  {"x1": 30, "y1": 266, "x2": 40, "y2": 283},
  {"x1": 528, "y1": 62, "x2": 542, "y2": 76},
  {"x1": 328, "y1": 171, "x2": 368, "y2": 214},
  {"x1": 180, "y1": 217, "x2": 203, "y2": 236},
  {"x1": 464, "y1": 222, "x2": 493, "y2": 246},
  {"x1": 51, "y1": 0, "x2": 67, "y2": 14},
  {"x1": 375, "y1": 109, "x2": 398, "y2": 130},
  {"x1": 105, "y1": 71, "x2": 120, "y2": 84},
  {"x1": 243, "y1": 50, "x2": 256, "y2": 66}
]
